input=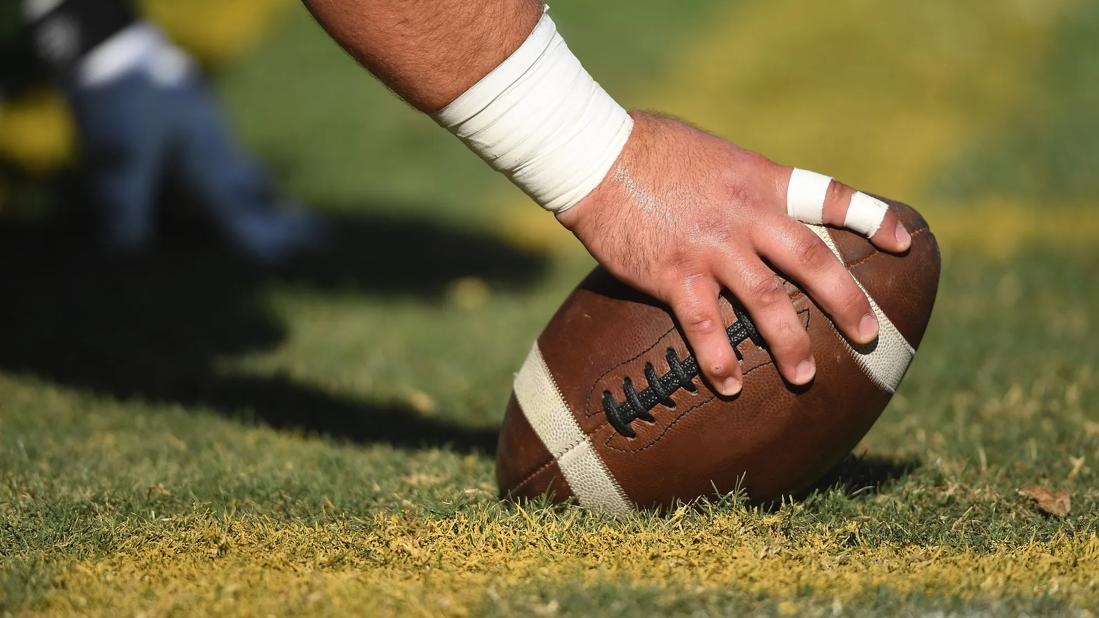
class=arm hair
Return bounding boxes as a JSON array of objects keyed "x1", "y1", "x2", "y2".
[{"x1": 301, "y1": 0, "x2": 543, "y2": 112}]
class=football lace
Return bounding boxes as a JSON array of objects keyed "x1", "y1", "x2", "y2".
[{"x1": 602, "y1": 306, "x2": 763, "y2": 438}]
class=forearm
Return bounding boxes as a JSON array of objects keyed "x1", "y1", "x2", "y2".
[{"x1": 301, "y1": 0, "x2": 542, "y2": 112}]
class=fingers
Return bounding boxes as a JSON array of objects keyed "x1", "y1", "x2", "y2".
[
  {"x1": 755, "y1": 218, "x2": 878, "y2": 345},
  {"x1": 818, "y1": 180, "x2": 911, "y2": 253},
  {"x1": 667, "y1": 277, "x2": 744, "y2": 397},
  {"x1": 715, "y1": 253, "x2": 815, "y2": 386},
  {"x1": 784, "y1": 168, "x2": 911, "y2": 253}
]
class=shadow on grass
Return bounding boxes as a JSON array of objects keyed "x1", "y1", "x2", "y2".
[
  {"x1": 800, "y1": 452, "x2": 921, "y2": 500},
  {"x1": 0, "y1": 205, "x2": 547, "y2": 455}
]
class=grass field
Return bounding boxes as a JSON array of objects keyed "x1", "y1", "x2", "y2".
[{"x1": 2, "y1": 0, "x2": 1098, "y2": 615}]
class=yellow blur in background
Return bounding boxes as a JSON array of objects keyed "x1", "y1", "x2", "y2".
[
  {"x1": 141, "y1": 0, "x2": 291, "y2": 62},
  {"x1": 0, "y1": 90, "x2": 71, "y2": 177},
  {"x1": 654, "y1": 0, "x2": 1093, "y2": 258},
  {"x1": 503, "y1": 0, "x2": 1098, "y2": 257},
  {"x1": 2, "y1": 0, "x2": 1096, "y2": 258},
  {"x1": 0, "y1": 0, "x2": 290, "y2": 194}
]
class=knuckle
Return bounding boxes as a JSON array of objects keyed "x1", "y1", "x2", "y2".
[
  {"x1": 721, "y1": 178, "x2": 753, "y2": 209},
  {"x1": 719, "y1": 166, "x2": 768, "y2": 209},
  {"x1": 656, "y1": 266, "x2": 702, "y2": 302},
  {"x1": 736, "y1": 149, "x2": 776, "y2": 175},
  {"x1": 795, "y1": 235, "x2": 833, "y2": 269},
  {"x1": 772, "y1": 323, "x2": 810, "y2": 354},
  {"x1": 841, "y1": 285, "x2": 871, "y2": 316},
  {"x1": 674, "y1": 299, "x2": 719, "y2": 335},
  {"x1": 749, "y1": 273, "x2": 787, "y2": 306},
  {"x1": 690, "y1": 219, "x2": 732, "y2": 247},
  {"x1": 826, "y1": 180, "x2": 853, "y2": 206},
  {"x1": 762, "y1": 309, "x2": 807, "y2": 343},
  {"x1": 682, "y1": 310, "x2": 718, "y2": 335},
  {"x1": 665, "y1": 246, "x2": 697, "y2": 272},
  {"x1": 772, "y1": 315, "x2": 799, "y2": 338}
]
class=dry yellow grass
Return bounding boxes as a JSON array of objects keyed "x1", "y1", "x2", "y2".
[
  {"x1": 3, "y1": 2, "x2": 1097, "y2": 616},
  {"x1": 23, "y1": 511, "x2": 1099, "y2": 616}
]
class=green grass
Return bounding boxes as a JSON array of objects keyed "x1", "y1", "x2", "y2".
[{"x1": 2, "y1": 1, "x2": 1099, "y2": 615}]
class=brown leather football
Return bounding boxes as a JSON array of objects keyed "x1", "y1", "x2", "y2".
[{"x1": 496, "y1": 200, "x2": 940, "y2": 511}]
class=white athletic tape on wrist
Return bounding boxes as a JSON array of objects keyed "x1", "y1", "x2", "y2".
[
  {"x1": 844, "y1": 192, "x2": 888, "y2": 238},
  {"x1": 786, "y1": 168, "x2": 831, "y2": 224},
  {"x1": 432, "y1": 9, "x2": 633, "y2": 213}
]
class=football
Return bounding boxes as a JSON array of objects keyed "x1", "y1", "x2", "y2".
[{"x1": 496, "y1": 200, "x2": 940, "y2": 511}]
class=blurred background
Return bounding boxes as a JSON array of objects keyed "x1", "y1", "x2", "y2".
[
  {"x1": 0, "y1": 0, "x2": 1094, "y2": 424},
  {"x1": 4, "y1": 0, "x2": 1097, "y2": 243},
  {"x1": 0, "y1": 0, "x2": 1093, "y2": 494},
  {"x1": 0, "y1": 1, "x2": 1096, "y2": 613},
  {"x1": 1, "y1": 0, "x2": 1096, "y2": 440}
]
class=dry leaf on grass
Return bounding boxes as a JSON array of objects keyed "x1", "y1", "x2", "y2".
[{"x1": 1018, "y1": 486, "x2": 1071, "y2": 517}]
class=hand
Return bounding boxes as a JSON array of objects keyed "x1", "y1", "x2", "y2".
[{"x1": 557, "y1": 112, "x2": 912, "y2": 396}]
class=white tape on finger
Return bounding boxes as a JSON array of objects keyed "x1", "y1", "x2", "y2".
[
  {"x1": 786, "y1": 168, "x2": 832, "y2": 224},
  {"x1": 844, "y1": 192, "x2": 888, "y2": 238}
]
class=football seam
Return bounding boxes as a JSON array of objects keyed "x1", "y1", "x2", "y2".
[
  {"x1": 598, "y1": 356, "x2": 783, "y2": 453},
  {"x1": 581, "y1": 324, "x2": 679, "y2": 419},
  {"x1": 580, "y1": 299, "x2": 811, "y2": 420},
  {"x1": 597, "y1": 307, "x2": 810, "y2": 453},
  {"x1": 839, "y1": 226, "x2": 930, "y2": 271},
  {"x1": 507, "y1": 441, "x2": 581, "y2": 495},
  {"x1": 505, "y1": 352, "x2": 783, "y2": 495},
  {"x1": 507, "y1": 308, "x2": 800, "y2": 494},
  {"x1": 505, "y1": 225, "x2": 932, "y2": 497}
]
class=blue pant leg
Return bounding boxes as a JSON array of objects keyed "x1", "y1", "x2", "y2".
[
  {"x1": 67, "y1": 73, "x2": 169, "y2": 253},
  {"x1": 163, "y1": 75, "x2": 317, "y2": 262}
]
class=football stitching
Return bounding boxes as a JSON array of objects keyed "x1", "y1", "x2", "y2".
[
  {"x1": 508, "y1": 326, "x2": 796, "y2": 500},
  {"x1": 577, "y1": 227, "x2": 931, "y2": 456},
  {"x1": 579, "y1": 294, "x2": 807, "y2": 420},
  {"x1": 507, "y1": 436, "x2": 587, "y2": 495},
  {"x1": 507, "y1": 457, "x2": 564, "y2": 496},
  {"x1": 600, "y1": 309, "x2": 811, "y2": 454},
  {"x1": 582, "y1": 325, "x2": 679, "y2": 418},
  {"x1": 840, "y1": 226, "x2": 930, "y2": 270},
  {"x1": 506, "y1": 225, "x2": 932, "y2": 497}
]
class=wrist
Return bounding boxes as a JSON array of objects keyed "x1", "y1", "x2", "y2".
[
  {"x1": 556, "y1": 110, "x2": 654, "y2": 233},
  {"x1": 433, "y1": 8, "x2": 632, "y2": 214}
]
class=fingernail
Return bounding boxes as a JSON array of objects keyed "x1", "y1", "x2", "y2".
[
  {"x1": 795, "y1": 359, "x2": 816, "y2": 385},
  {"x1": 858, "y1": 312, "x2": 878, "y2": 342},
  {"x1": 895, "y1": 222, "x2": 911, "y2": 249},
  {"x1": 720, "y1": 377, "x2": 742, "y2": 397}
]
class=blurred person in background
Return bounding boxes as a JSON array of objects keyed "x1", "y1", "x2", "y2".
[{"x1": 0, "y1": 0, "x2": 323, "y2": 262}]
